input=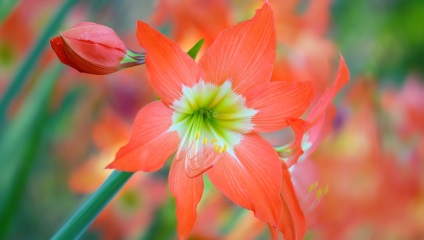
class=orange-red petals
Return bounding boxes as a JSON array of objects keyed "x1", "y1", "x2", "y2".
[
  {"x1": 207, "y1": 134, "x2": 283, "y2": 227},
  {"x1": 308, "y1": 54, "x2": 349, "y2": 123},
  {"x1": 246, "y1": 81, "x2": 313, "y2": 133},
  {"x1": 282, "y1": 118, "x2": 312, "y2": 167},
  {"x1": 169, "y1": 156, "x2": 204, "y2": 239},
  {"x1": 276, "y1": 162, "x2": 307, "y2": 240},
  {"x1": 136, "y1": 20, "x2": 200, "y2": 106},
  {"x1": 107, "y1": 101, "x2": 180, "y2": 172},
  {"x1": 51, "y1": 22, "x2": 144, "y2": 75},
  {"x1": 50, "y1": 35, "x2": 74, "y2": 67},
  {"x1": 198, "y1": 3, "x2": 276, "y2": 94}
]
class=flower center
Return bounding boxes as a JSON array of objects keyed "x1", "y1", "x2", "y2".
[{"x1": 169, "y1": 80, "x2": 257, "y2": 175}]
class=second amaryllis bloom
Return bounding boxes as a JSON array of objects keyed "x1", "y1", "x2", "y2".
[
  {"x1": 107, "y1": 3, "x2": 312, "y2": 239},
  {"x1": 50, "y1": 22, "x2": 144, "y2": 75}
]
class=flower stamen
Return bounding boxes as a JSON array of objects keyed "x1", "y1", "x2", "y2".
[{"x1": 170, "y1": 80, "x2": 257, "y2": 175}]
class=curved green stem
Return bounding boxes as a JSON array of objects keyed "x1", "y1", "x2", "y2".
[{"x1": 52, "y1": 171, "x2": 134, "y2": 240}]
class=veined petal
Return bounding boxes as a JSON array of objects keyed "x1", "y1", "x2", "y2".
[
  {"x1": 207, "y1": 133, "x2": 283, "y2": 227},
  {"x1": 136, "y1": 21, "x2": 200, "y2": 106},
  {"x1": 198, "y1": 3, "x2": 276, "y2": 95},
  {"x1": 246, "y1": 81, "x2": 313, "y2": 132},
  {"x1": 276, "y1": 162, "x2": 307, "y2": 240},
  {"x1": 169, "y1": 156, "x2": 204, "y2": 239},
  {"x1": 308, "y1": 53, "x2": 349, "y2": 123},
  {"x1": 107, "y1": 101, "x2": 179, "y2": 172}
]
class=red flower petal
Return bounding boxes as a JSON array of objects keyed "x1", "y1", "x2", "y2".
[
  {"x1": 207, "y1": 133, "x2": 283, "y2": 227},
  {"x1": 274, "y1": 162, "x2": 307, "y2": 240},
  {"x1": 169, "y1": 156, "x2": 204, "y2": 238},
  {"x1": 136, "y1": 20, "x2": 200, "y2": 106},
  {"x1": 50, "y1": 36, "x2": 75, "y2": 67},
  {"x1": 61, "y1": 22, "x2": 126, "y2": 53},
  {"x1": 107, "y1": 101, "x2": 179, "y2": 172},
  {"x1": 199, "y1": 3, "x2": 276, "y2": 95},
  {"x1": 246, "y1": 81, "x2": 314, "y2": 132},
  {"x1": 61, "y1": 22, "x2": 127, "y2": 69},
  {"x1": 308, "y1": 53, "x2": 349, "y2": 124},
  {"x1": 281, "y1": 118, "x2": 312, "y2": 167}
]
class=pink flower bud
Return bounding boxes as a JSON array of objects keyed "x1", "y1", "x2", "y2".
[{"x1": 50, "y1": 22, "x2": 144, "y2": 75}]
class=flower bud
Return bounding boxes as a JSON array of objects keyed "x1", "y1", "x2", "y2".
[{"x1": 50, "y1": 22, "x2": 144, "y2": 75}]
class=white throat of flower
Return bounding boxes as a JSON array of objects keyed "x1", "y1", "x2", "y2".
[{"x1": 169, "y1": 80, "x2": 257, "y2": 176}]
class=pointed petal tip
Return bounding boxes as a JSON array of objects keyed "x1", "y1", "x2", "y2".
[
  {"x1": 105, "y1": 162, "x2": 114, "y2": 169},
  {"x1": 105, "y1": 158, "x2": 125, "y2": 171},
  {"x1": 198, "y1": 0, "x2": 275, "y2": 94},
  {"x1": 170, "y1": 159, "x2": 204, "y2": 239},
  {"x1": 337, "y1": 52, "x2": 350, "y2": 85},
  {"x1": 259, "y1": 1, "x2": 273, "y2": 15},
  {"x1": 135, "y1": 20, "x2": 200, "y2": 106},
  {"x1": 136, "y1": 20, "x2": 146, "y2": 31}
]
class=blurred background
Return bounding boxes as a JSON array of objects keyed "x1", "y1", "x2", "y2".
[{"x1": 0, "y1": 0, "x2": 423, "y2": 239}]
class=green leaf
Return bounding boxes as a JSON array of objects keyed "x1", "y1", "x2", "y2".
[
  {"x1": 187, "y1": 39, "x2": 204, "y2": 60},
  {"x1": 0, "y1": 0, "x2": 78, "y2": 130},
  {"x1": 0, "y1": 0, "x2": 19, "y2": 24},
  {"x1": 52, "y1": 171, "x2": 134, "y2": 240},
  {"x1": 0, "y1": 64, "x2": 63, "y2": 238}
]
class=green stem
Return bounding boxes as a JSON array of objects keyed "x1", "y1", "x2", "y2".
[
  {"x1": 52, "y1": 171, "x2": 134, "y2": 240},
  {"x1": 0, "y1": 0, "x2": 78, "y2": 129}
]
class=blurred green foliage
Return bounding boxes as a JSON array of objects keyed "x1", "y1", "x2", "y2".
[{"x1": 332, "y1": 0, "x2": 424, "y2": 84}]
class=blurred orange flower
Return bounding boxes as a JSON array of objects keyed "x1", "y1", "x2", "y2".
[
  {"x1": 150, "y1": 0, "x2": 230, "y2": 49},
  {"x1": 303, "y1": 79, "x2": 424, "y2": 239}
]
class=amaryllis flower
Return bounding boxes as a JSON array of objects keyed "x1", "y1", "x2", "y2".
[
  {"x1": 50, "y1": 22, "x2": 145, "y2": 75},
  {"x1": 108, "y1": 3, "x2": 313, "y2": 239}
]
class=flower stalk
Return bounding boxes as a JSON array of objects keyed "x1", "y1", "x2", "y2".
[{"x1": 51, "y1": 171, "x2": 134, "y2": 240}]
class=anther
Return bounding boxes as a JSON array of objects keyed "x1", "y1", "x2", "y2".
[
  {"x1": 316, "y1": 188, "x2": 324, "y2": 198},
  {"x1": 308, "y1": 181, "x2": 319, "y2": 193},
  {"x1": 323, "y1": 185, "x2": 329, "y2": 195},
  {"x1": 218, "y1": 144, "x2": 228, "y2": 154},
  {"x1": 203, "y1": 137, "x2": 208, "y2": 145},
  {"x1": 214, "y1": 144, "x2": 219, "y2": 152},
  {"x1": 195, "y1": 131, "x2": 200, "y2": 139}
]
